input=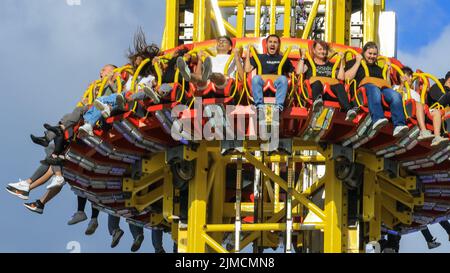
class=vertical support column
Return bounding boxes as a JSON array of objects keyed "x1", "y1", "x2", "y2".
[
  {"x1": 283, "y1": 0, "x2": 292, "y2": 37},
  {"x1": 325, "y1": 0, "x2": 334, "y2": 43},
  {"x1": 254, "y1": 0, "x2": 261, "y2": 37},
  {"x1": 269, "y1": 0, "x2": 277, "y2": 35},
  {"x1": 363, "y1": 0, "x2": 380, "y2": 45},
  {"x1": 209, "y1": 155, "x2": 225, "y2": 248},
  {"x1": 323, "y1": 153, "x2": 343, "y2": 253},
  {"x1": 186, "y1": 142, "x2": 208, "y2": 253},
  {"x1": 164, "y1": 0, "x2": 179, "y2": 49},
  {"x1": 363, "y1": 168, "x2": 381, "y2": 243},
  {"x1": 236, "y1": 0, "x2": 246, "y2": 37},
  {"x1": 193, "y1": 0, "x2": 206, "y2": 42},
  {"x1": 302, "y1": 0, "x2": 320, "y2": 39},
  {"x1": 285, "y1": 157, "x2": 293, "y2": 253},
  {"x1": 235, "y1": 156, "x2": 243, "y2": 252}
]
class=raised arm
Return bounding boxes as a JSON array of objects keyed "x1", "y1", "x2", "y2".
[
  {"x1": 345, "y1": 54, "x2": 363, "y2": 81},
  {"x1": 233, "y1": 48, "x2": 245, "y2": 81},
  {"x1": 336, "y1": 52, "x2": 345, "y2": 81},
  {"x1": 244, "y1": 46, "x2": 254, "y2": 73},
  {"x1": 295, "y1": 48, "x2": 308, "y2": 75}
]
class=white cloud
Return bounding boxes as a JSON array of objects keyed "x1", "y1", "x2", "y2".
[{"x1": 398, "y1": 24, "x2": 450, "y2": 78}]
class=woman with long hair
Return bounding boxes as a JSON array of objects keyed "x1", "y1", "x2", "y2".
[
  {"x1": 297, "y1": 40, "x2": 357, "y2": 121},
  {"x1": 345, "y1": 42, "x2": 408, "y2": 137}
]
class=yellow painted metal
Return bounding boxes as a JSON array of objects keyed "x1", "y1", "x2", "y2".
[
  {"x1": 325, "y1": 0, "x2": 334, "y2": 43},
  {"x1": 236, "y1": 0, "x2": 245, "y2": 37},
  {"x1": 244, "y1": 152, "x2": 326, "y2": 220},
  {"x1": 363, "y1": 0, "x2": 379, "y2": 45},
  {"x1": 186, "y1": 142, "x2": 208, "y2": 252},
  {"x1": 273, "y1": 163, "x2": 280, "y2": 212},
  {"x1": 362, "y1": 169, "x2": 377, "y2": 221},
  {"x1": 254, "y1": 0, "x2": 262, "y2": 37},
  {"x1": 203, "y1": 233, "x2": 229, "y2": 253},
  {"x1": 205, "y1": 223, "x2": 324, "y2": 232},
  {"x1": 278, "y1": 46, "x2": 292, "y2": 75},
  {"x1": 269, "y1": 0, "x2": 276, "y2": 35},
  {"x1": 377, "y1": 172, "x2": 417, "y2": 192},
  {"x1": 302, "y1": 0, "x2": 321, "y2": 39},
  {"x1": 355, "y1": 150, "x2": 384, "y2": 172},
  {"x1": 381, "y1": 194, "x2": 413, "y2": 225},
  {"x1": 123, "y1": 169, "x2": 164, "y2": 193},
  {"x1": 164, "y1": 0, "x2": 179, "y2": 50},
  {"x1": 210, "y1": 11, "x2": 238, "y2": 37},
  {"x1": 378, "y1": 178, "x2": 415, "y2": 210},
  {"x1": 209, "y1": 155, "x2": 226, "y2": 245},
  {"x1": 131, "y1": 58, "x2": 151, "y2": 93},
  {"x1": 237, "y1": 200, "x2": 300, "y2": 251},
  {"x1": 323, "y1": 155, "x2": 343, "y2": 253},
  {"x1": 193, "y1": 0, "x2": 206, "y2": 42},
  {"x1": 142, "y1": 153, "x2": 166, "y2": 174},
  {"x1": 369, "y1": 181, "x2": 382, "y2": 242},
  {"x1": 163, "y1": 168, "x2": 174, "y2": 222},
  {"x1": 283, "y1": 0, "x2": 291, "y2": 37},
  {"x1": 134, "y1": 186, "x2": 164, "y2": 211}
]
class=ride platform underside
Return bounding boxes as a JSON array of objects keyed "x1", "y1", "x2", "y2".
[{"x1": 62, "y1": 0, "x2": 450, "y2": 253}]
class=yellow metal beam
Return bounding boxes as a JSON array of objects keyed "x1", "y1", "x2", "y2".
[
  {"x1": 210, "y1": 11, "x2": 238, "y2": 37},
  {"x1": 236, "y1": 0, "x2": 245, "y2": 37},
  {"x1": 203, "y1": 233, "x2": 229, "y2": 253},
  {"x1": 205, "y1": 223, "x2": 324, "y2": 232},
  {"x1": 254, "y1": 0, "x2": 261, "y2": 37},
  {"x1": 186, "y1": 142, "x2": 208, "y2": 252},
  {"x1": 194, "y1": 0, "x2": 206, "y2": 42},
  {"x1": 269, "y1": 0, "x2": 276, "y2": 34},
  {"x1": 133, "y1": 186, "x2": 164, "y2": 211},
  {"x1": 163, "y1": 0, "x2": 179, "y2": 49},
  {"x1": 162, "y1": 168, "x2": 174, "y2": 222},
  {"x1": 283, "y1": 0, "x2": 291, "y2": 37},
  {"x1": 323, "y1": 157, "x2": 344, "y2": 253},
  {"x1": 244, "y1": 152, "x2": 326, "y2": 220},
  {"x1": 381, "y1": 194, "x2": 413, "y2": 225},
  {"x1": 378, "y1": 179, "x2": 415, "y2": 209},
  {"x1": 123, "y1": 169, "x2": 164, "y2": 193},
  {"x1": 209, "y1": 155, "x2": 226, "y2": 247},
  {"x1": 302, "y1": 0, "x2": 321, "y2": 39}
]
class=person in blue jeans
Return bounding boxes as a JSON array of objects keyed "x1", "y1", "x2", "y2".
[
  {"x1": 345, "y1": 42, "x2": 409, "y2": 137},
  {"x1": 244, "y1": 34, "x2": 294, "y2": 112},
  {"x1": 79, "y1": 30, "x2": 160, "y2": 137}
]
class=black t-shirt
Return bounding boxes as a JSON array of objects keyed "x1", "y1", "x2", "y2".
[
  {"x1": 162, "y1": 57, "x2": 177, "y2": 84},
  {"x1": 250, "y1": 53, "x2": 294, "y2": 75},
  {"x1": 304, "y1": 60, "x2": 334, "y2": 79},
  {"x1": 345, "y1": 59, "x2": 384, "y2": 85},
  {"x1": 427, "y1": 78, "x2": 450, "y2": 106}
]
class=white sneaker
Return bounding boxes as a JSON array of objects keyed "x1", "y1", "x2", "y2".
[
  {"x1": 176, "y1": 57, "x2": 191, "y2": 82},
  {"x1": 393, "y1": 125, "x2": 409, "y2": 138},
  {"x1": 6, "y1": 180, "x2": 30, "y2": 200},
  {"x1": 67, "y1": 211, "x2": 87, "y2": 225},
  {"x1": 46, "y1": 175, "x2": 66, "y2": 190},
  {"x1": 79, "y1": 123, "x2": 94, "y2": 137},
  {"x1": 312, "y1": 98, "x2": 323, "y2": 113},
  {"x1": 372, "y1": 118, "x2": 388, "y2": 131},
  {"x1": 417, "y1": 130, "x2": 434, "y2": 141},
  {"x1": 431, "y1": 136, "x2": 449, "y2": 147},
  {"x1": 94, "y1": 99, "x2": 111, "y2": 118}
]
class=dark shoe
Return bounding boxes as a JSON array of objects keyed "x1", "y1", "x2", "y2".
[
  {"x1": 24, "y1": 200, "x2": 44, "y2": 214},
  {"x1": 30, "y1": 134, "x2": 49, "y2": 147},
  {"x1": 85, "y1": 218, "x2": 99, "y2": 235},
  {"x1": 131, "y1": 234, "x2": 144, "y2": 252},
  {"x1": 44, "y1": 123, "x2": 63, "y2": 136},
  {"x1": 111, "y1": 229, "x2": 124, "y2": 248}
]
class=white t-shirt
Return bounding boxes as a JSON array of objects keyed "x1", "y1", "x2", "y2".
[
  {"x1": 393, "y1": 85, "x2": 421, "y2": 103},
  {"x1": 210, "y1": 54, "x2": 237, "y2": 77},
  {"x1": 124, "y1": 75, "x2": 155, "y2": 93}
]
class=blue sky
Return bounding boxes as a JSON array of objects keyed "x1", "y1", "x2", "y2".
[{"x1": 0, "y1": 0, "x2": 449, "y2": 253}]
